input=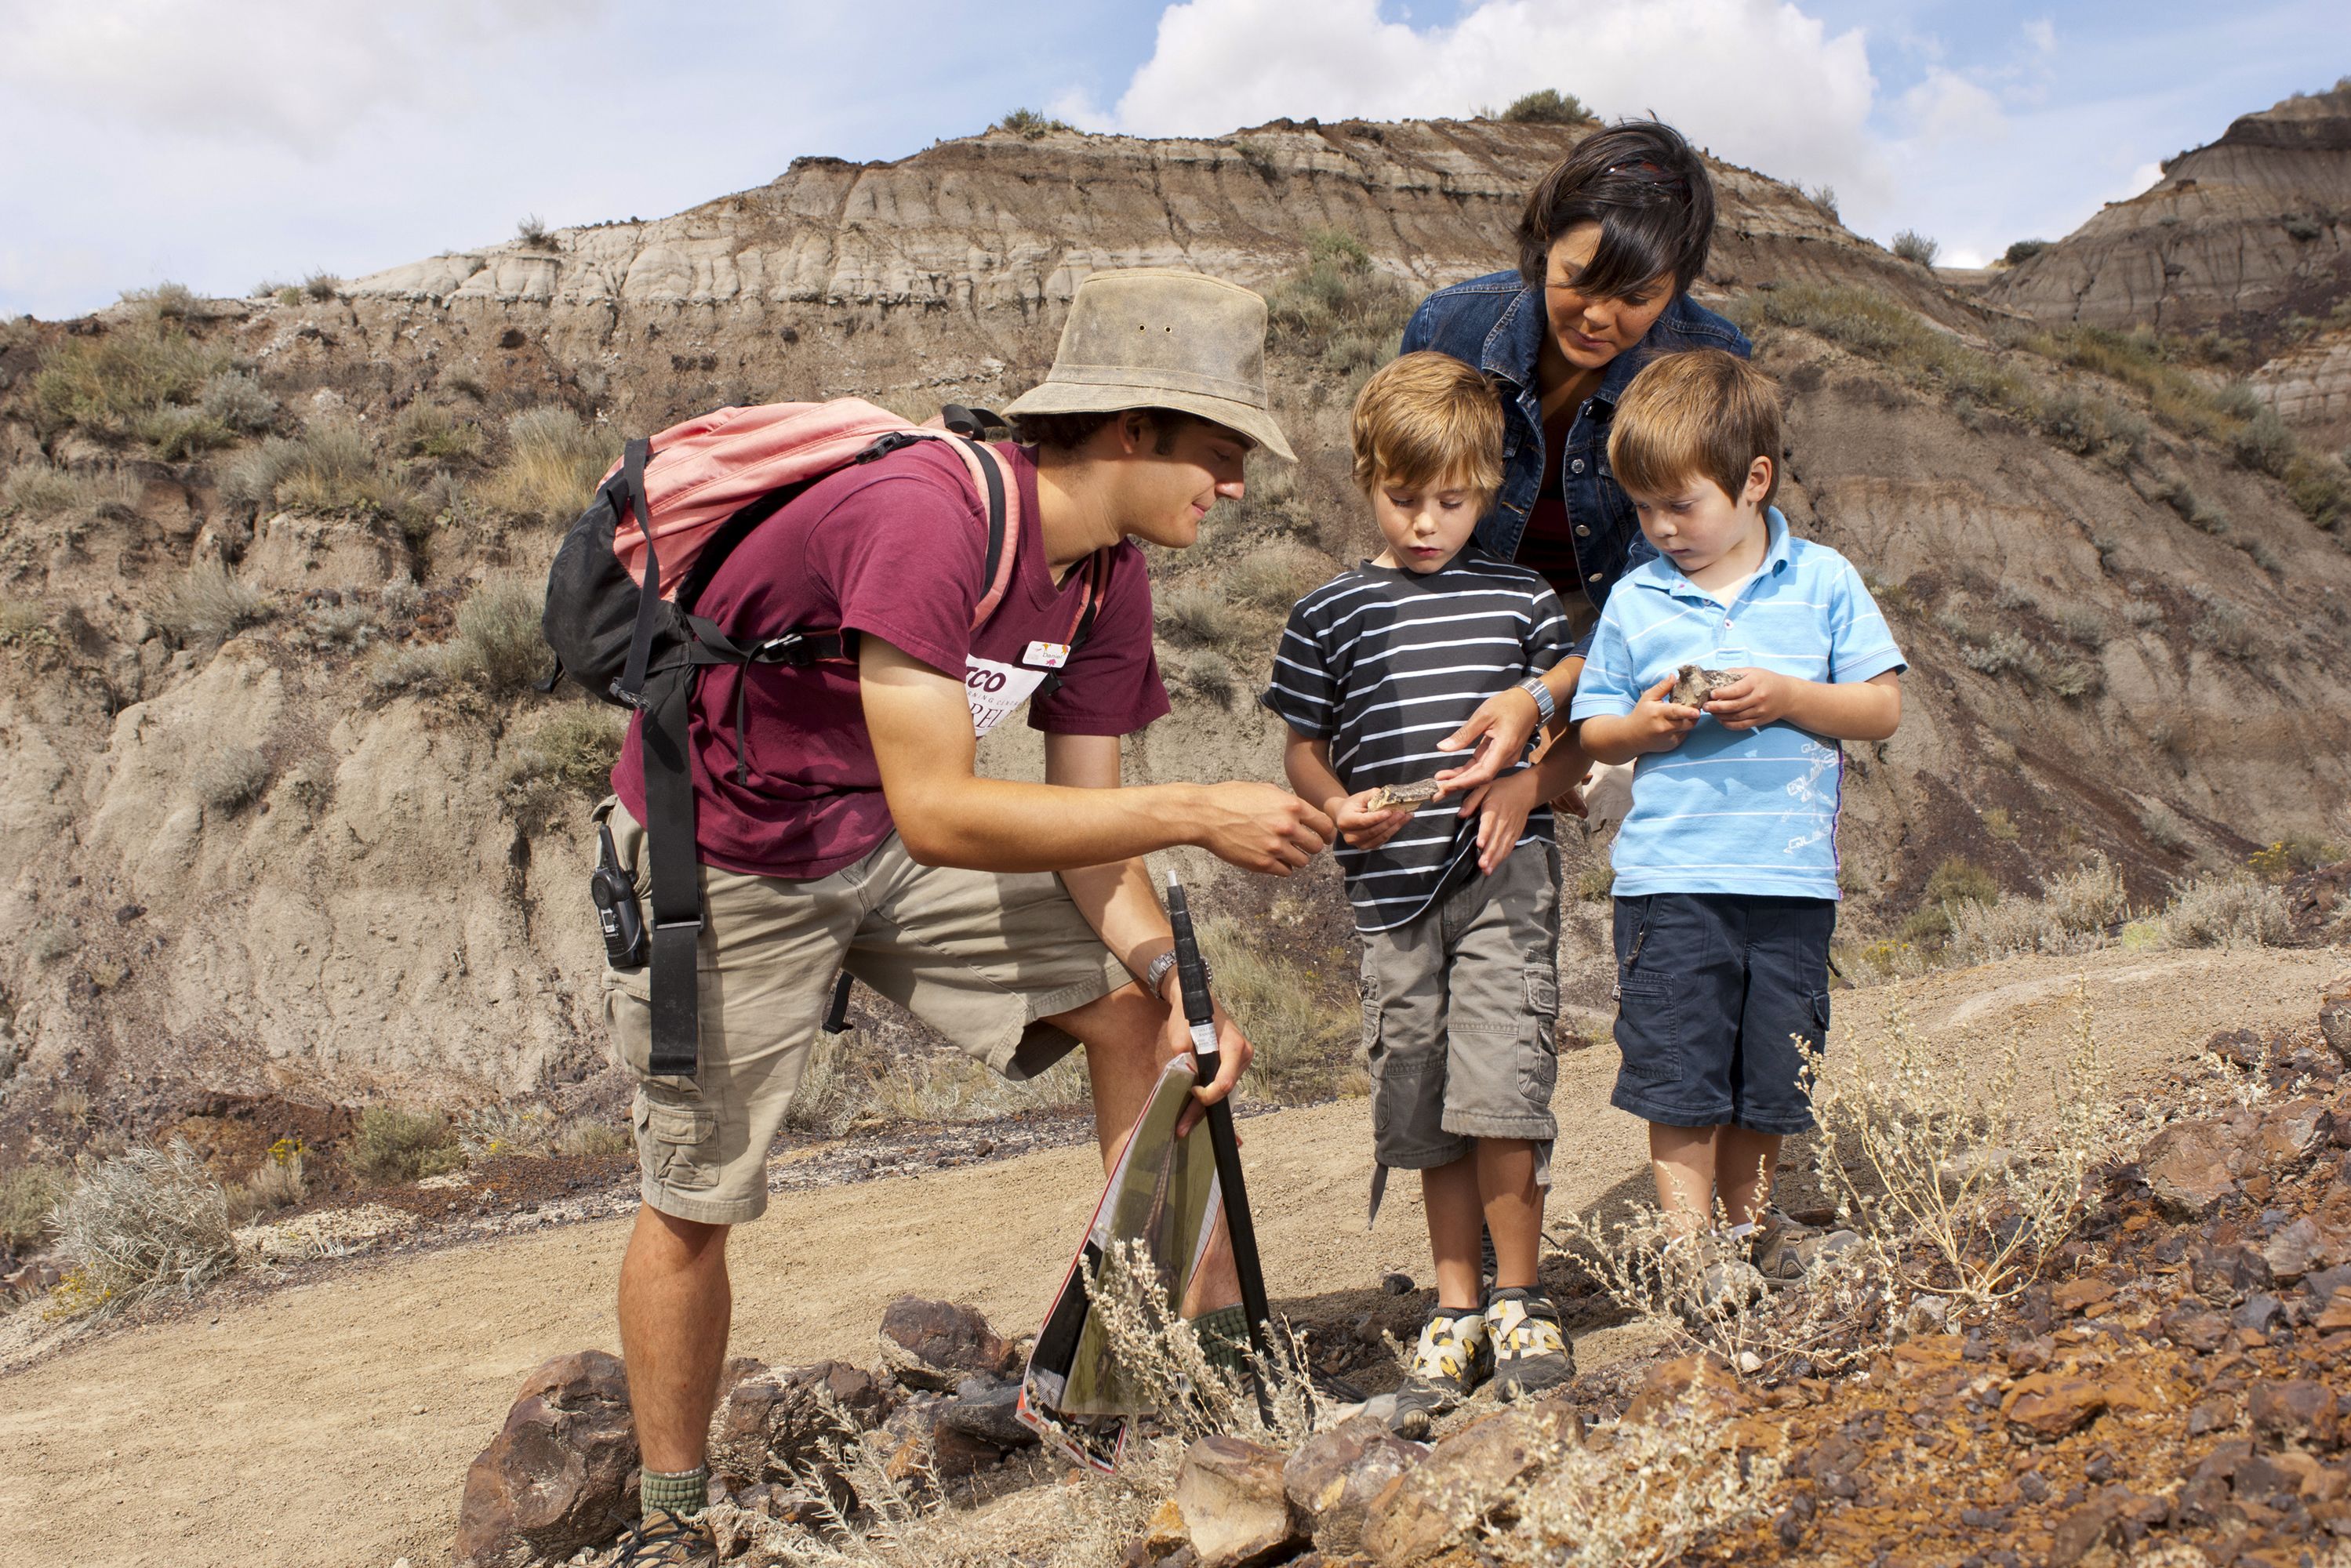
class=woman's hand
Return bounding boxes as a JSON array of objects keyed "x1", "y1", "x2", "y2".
[
  {"x1": 1333, "y1": 789, "x2": 1419, "y2": 851},
  {"x1": 1431, "y1": 684, "x2": 1543, "y2": 793}
]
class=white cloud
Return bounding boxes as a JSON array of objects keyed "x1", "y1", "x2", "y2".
[
  {"x1": 1899, "y1": 69, "x2": 2007, "y2": 143},
  {"x1": 2022, "y1": 17, "x2": 2056, "y2": 56},
  {"x1": 1102, "y1": 0, "x2": 1888, "y2": 211}
]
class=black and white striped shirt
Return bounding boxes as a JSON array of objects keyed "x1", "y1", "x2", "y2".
[{"x1": 1260, "y1": 550, "x2": 1572, "y2": 932}]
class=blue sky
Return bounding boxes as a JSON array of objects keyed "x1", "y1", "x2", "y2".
[{"x1": 2, "y1": 0, "x2": 2343, "y2": 320}]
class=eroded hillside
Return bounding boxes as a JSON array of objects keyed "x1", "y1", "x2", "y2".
[{"x1": 1, "y1": 112, "x2": 2347, "y2": 1190}]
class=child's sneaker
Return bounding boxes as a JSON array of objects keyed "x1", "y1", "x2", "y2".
[
  {"x1": 1487, "y1": 1287, "x2": 1575, "y2": 1399},
  {"x1": 1389, "y1": 1305, "x2": 1491, "y2": 1438}
]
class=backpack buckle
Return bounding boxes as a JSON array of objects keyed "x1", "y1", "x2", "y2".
[{"x1": 607, "y1": 679, "x2": 650, "y2": 711}]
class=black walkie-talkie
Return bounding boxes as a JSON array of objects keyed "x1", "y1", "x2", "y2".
[{"x1": 591, "y1": 822, "x2": 649, "y2": 970}]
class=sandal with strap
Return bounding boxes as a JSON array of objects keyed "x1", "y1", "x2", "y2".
[
  {"x1": 615, "y1": 1508, "x2": 715, "y2": 1568},
  {"x1": 1488, "y1": 1287, "x2": 1575, "y2": 1399}
]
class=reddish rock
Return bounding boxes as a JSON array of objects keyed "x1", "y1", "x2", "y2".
[
  {"x1": 876, "y1": 1296, "x2": 1019, "y2": 1391},
  {"x1": 2052, "y1": 1276, "x2": 2117, "y2": 1315},
  {"x1": 1362, "y1": 1403, "x2": 1580, "y2": 1566},
  {"x1": 2250, "y1": 1379, "x2": 2340, "y2": 1446},
  {"x1": 453, "y1": 1350, "x2": 638, "y2": 1568},
  {"x1": 2000, "y1": 1374, "x2": 2160, "y2": 1441},
  {"x1": 1282, "y1": 1415, "x2": 1426, "y2": 1554},
  {"x1": 711, "y1": 1359, "x2": 895, "y2": 1483},
  {"x1": 2261, "y1": 1216, "x2": 2340, "y2": 1283},
  {"x1": 1174, "y1": 1434, "x2": 1301, "y2": 1568},
  {"x1": 2320, "y1": 993, "x2": 2350, "y2": 1065},
  {"x1": 2258, "y1": 1097, "x2": 2327, "y2": 1165},
  {"x1": 2160, "y1": 1306, "x2": 2231, "y2": 1352},
  {"x1": 2142, "y1": 1122, "x2": 2243, "y2": 1218}
]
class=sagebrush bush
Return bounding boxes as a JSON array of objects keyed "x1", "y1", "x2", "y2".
[
  {"x1": 393, "y1": 401, "x2": 487, "y2": 465},
  {"x1": 516, "y1": 213, "x2": 554, "y2": 248},
  {"x1": 480, "y1": 406, "x2": 612, "y2": 523},
  {"x1": 1500, "y1": 88, "x2": 1591, "y2": 124},
  {"x1": 31, "y1": 325, "x2": 231, "y2": 438},
  {"x1": 349, "y1": 1107, "x2": 461, "y2": 1183},
  {"x1": 135, "y1": 404, "x2": 236, "y2": 459},
  {"x1": 503, "y1": 704, "x2": 628, "y2": 822},
  {"x1": 198, "y1": 370, "x2": 279, "y2": 434},
  {"x1": 2154, "y1": 874, "x2": 2289, "y2": 949},
  {"x1": 993, "y1": 107, "x2": 1074, "y2": 138},
  {"x1": 155, "y1": 561, "x2": 269, "y2": 642},
  {"x1": 1170, "y1": 649, "x2": 1239, "y2": 708},
  {"x1": 1943, "y1": 858, "x2": 2128, "y2": 964},
  {"x1": 2193, "y1": 599, "x2": 2257, "y2": 659},
  {"x1": 1221, "y1": 542, "x2": 1328, "y2": 608},
  {"x1": 1924, "y1": 857, "x2": 1999, "y2": 908},
  {"x1": 50, "y1": 1142, "x2": 236, "y2": 1312},
  {"x1": 122, "y1": 281, "x2": 198, "y2": 320},
  {"x1": 448, "y1": 575, "x2": 549, "y2": 694},
  {"x1": 2, "y1": 1164, "x2": 66, "y2": 1250},
  {"x1": 1891, "y1": 229, "x2": 1939, "y2": 267},
  {"x1": 302, "y1": 270, "x2": 340, "y2": 301},
  {"x1": 1736, "y1": 285, "x2": 2037, "y2": 422},
  {"x1": 2229, "y1": 405, "x2": 2295, "y2": 477},
  {"x1": 1155, "y1": 586, "x2": 1245, "y2": 648},
  {"x1": 1265, "y1": 229, "x2": 1415, "y2": 374},
  {"x1": 2004, "y1": 238, "x2": 2049, "y2": 266},
  {"x1": 192, "y1": 746, "x2": 271, "y2": 811}
]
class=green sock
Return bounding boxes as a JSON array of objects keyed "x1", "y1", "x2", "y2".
[
  {"x1": 1190, "y1": 1304, "x2": 1252, "y2": 1378},
  {"x1": 641, "y1": 1465, "x2": 709, "y2": 1520}
]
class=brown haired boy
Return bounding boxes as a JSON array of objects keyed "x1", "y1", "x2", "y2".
[
  {"x1": 1262, "y1": 351, "x2": 1590, "y2": 1432},
  {"x1": 1570, "y1": 350, "x2": 1905, "y2": 1270}
]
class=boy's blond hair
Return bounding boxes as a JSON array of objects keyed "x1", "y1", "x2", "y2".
[
  {"x1": 1350, "y1": 351, "x2": 1505, "y2": 499},
  {"x1": 1606, "y1": 348, "x2": 1782, "y2": 510}
]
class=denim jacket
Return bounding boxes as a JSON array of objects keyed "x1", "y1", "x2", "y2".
[{"x1": 1398, "y1": 271, "x2": 1750, "y2": 655}]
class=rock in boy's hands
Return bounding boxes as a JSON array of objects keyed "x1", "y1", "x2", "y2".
[
  {"x1": 1333, "y1": 788, "x2": 1418, "y2": 851},
  {"x1": 1626, "y1": 673, "x2": 1703, "y2": 753},
  {"x1": 1702, "y1": 669, "x2": 1797, "y2": 731}
]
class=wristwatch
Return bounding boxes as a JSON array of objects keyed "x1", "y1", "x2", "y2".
[
  {"x1": 1143, "y1": 946, "x2": 1209, "y2": 998},
  {"x1": 1516, "y1": 673, "x2": 1557, "y2": 726}
]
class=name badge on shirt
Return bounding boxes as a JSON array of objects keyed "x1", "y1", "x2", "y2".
[
  {"x1": 965, "y1": 656, "x2": 1049, "y2": 738},
  {"x1": 1023, "y1": 641, "x2": 1071, "y2": 670}
]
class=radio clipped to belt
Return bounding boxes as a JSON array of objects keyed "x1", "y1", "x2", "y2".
[{"x1": 591, "y1": 822, "x2": 649, "y2": 971}]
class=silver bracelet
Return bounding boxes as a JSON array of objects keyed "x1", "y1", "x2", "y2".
[{"x1": 1517, "y1": 673, "x2": 1557, "y2": 725}]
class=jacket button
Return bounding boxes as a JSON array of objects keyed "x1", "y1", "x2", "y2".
[
  {"x1": 1590, "y1": 570, "x2": 1606, "y2": 582},
  {"x1": 1575, "y1": 524, "x2": 1590, "y2": 536},
  {"x1": 1570, "y1": 459, "x2": 1586, "y2": 474}
]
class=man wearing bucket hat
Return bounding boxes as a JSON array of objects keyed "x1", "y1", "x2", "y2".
[{"x1": 606, "y1": 269, "x2": 1330, "y2": 1564}]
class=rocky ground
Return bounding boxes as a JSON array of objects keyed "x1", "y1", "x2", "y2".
[{"x1": 448, "y1": 989, "x2": 2351, "y2": 1568}]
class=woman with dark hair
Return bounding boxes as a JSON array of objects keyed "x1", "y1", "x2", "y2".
[{"x1": 1401, "y1": 119, "x2": 1750, "y2": 792}]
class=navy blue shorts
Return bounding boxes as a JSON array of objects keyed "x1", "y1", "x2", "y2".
[{"x1": 1608, "y1": 893, "x2": 1834, "y2": 1135}]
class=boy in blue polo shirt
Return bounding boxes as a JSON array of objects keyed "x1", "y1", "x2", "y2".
[{"x1": 1570, "y1": 350, "x2": 1904, "y2": 1244}]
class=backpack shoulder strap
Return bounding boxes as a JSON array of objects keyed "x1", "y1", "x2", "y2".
[
  {"x1": 939, "y1": 437, "x2": 1018, "y2": 630},
  {"x1": 1037, "y1": 547, "x2": 1117, "y2": 701}
]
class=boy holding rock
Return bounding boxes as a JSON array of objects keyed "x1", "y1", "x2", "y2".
[{"x1": 1571, "y1": 350, "x2": 1904, "y2": 1259}]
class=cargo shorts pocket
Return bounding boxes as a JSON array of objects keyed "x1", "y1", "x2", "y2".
[
  {"x1": 634, "y1": 1090, "x2": 720, "y2": 1192},
  {"x1": 1519, "y1": 966, "x2": 1561, "y2": 1105}
]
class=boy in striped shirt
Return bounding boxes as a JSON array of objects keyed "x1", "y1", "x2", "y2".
[
  {"x1": 1263, "y1": 353, "x2": 1591, "y2": 1431},
  {"x1": 1570, "y1": 350, "x2": 1904, "y2": 1260}
]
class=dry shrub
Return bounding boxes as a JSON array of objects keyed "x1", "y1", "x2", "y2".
[
  {"x1": 1808, "y1": 992, "x2": 2120, "y2": 1307},
  {"x1": 259, "y1": 423, "x2": 410, "y2": 515},
  {"x1": 1500, "y1": 89, "x2": 1592, "y2": 125},
  {"x1": 155, "y1": 561, "x2": 269, "y2": 642},
  {"x1": 503, "y1": 705, "x2": 627, "y2": 822},
  {"x1": 1736, "y1": 284, "x2": 2036, "y2": 423},
  {"x1": 349, "y1": 1106, "x2": 461, "y2": 1183},
  {"x1": 2, "y1": 1164, "x2": 67, "y2": 1250},
  {"x1": 1891, "y1": 229, "x2": 1939, "y2": 267},
  {"x1": 2153, "y1": 873, "x2": 2290, "y2": 949},
  {"x1": 227, "y1": 1142, "x2": 308, "y2": 1223},
  {"x1": 134, "y1": 403, "x2": 235, "y2": 459},
  {"x1": 1551, "y1": 1198, "x2": 1889, "y2": 1381},
  {"x1": 192, "y1": 746, "x2": 271, "y2": 811},
  {"x1": 1195, "y1": 914, "x2": 1357, "y2": 1102},
  {"x1": 199, "y1": 370, "x2": 278, "y2": 434},
  {"x1": 1155, "y1": 586, "x2": 1245, "y2": 648},
  {"x1": 393, "y1": 401, "x2": 487, "y2": 465},
  {"x1": 481, "y1": 406, "x2": 613, "y2": 524},
  {"x1": 2, "y1": 462, "x2": 136, "y2": 519},
  {"x1": 1221, "y1": 541, "x2": 1329, "y2": 608},
  {"x1": 1265, "y1": 229, "x2": 1415, "y2": 378},
  {"x1": 448, "y1": 574, "x2": 549, "y2": 695},
  {"x1": 1168, "y1": 649, "x2": 1239, "y2": 708},
  {"x1": 1943, "y1": 858, "x2": 2127, "y2": 964},
  {"x1": 1504, "y1": 1397, "x2": 1782, "y2": 1567},
  {"x1": 554, "y1": 1120, "x2": 632, "y2": 1160},
  {"x1": 49, "y1": 1142, "x2": 236, "y2": 1314}
]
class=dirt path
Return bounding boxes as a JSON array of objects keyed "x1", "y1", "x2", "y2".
[{"x1": 1, "y1": 946, "x2": 2342, "y2": 1568}]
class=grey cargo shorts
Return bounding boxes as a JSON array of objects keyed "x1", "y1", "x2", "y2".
[{"x1": 1361, "y1": 841, "x2": 1562, "y2": 1218}]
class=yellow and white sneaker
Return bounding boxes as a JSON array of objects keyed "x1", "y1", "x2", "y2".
[
  {"x1": 1390, "y1": 1305, "x2": 1492, "y2": 1438},
  {"x1": 1488, "y1": 1287, "x2": 1575, "y2": 1400}
]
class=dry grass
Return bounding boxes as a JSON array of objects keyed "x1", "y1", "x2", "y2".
[
  {"x1": 503, "y1": 705, "x2": 627, "y2": 822},
  {"x1": 30, "y1": 323, "x2": 231, "y2": 438},
  {"x1": 1167, "y1": 649, "x2": 1240, "y2": 708},
  {"x1": 1, "y1": 1164, "x2": 67, "y2": 1251},
  {"x1": 445, "y1": 574, "x2": 549, "y2": 695},
  {"x1": 1505, "y1": 1397, "x2": 1784, "y2": 1567},
  {"x1": 1500, "y1": 89, "x2": 1592, "y2": 124},
  {"x1": 1265, "y1": 229, "x2": 1415, "y2": 380},
  {"x1": 479, "y1": 406, "x2": 613, "y2": 524},
  {"x1": 191, "y1": 746, "x2": 271, "y2": 811},
  {"x1": 393, "y1": 401, "x2": 487, "y2": 466},
  {"x1": 2146, "y1": 873, "x2": 2290, "y2": 949},
  {"x1": 155, "y1": 561, "x2": 270, "y2": 642},
  {"x1": 1943, "y1": 858, "x2": 2128, "y2": 964},
  {"x1": 227, "y1": 1142, "x2": 308, "y2": 1223},
  {"x1": 1195, "y1": 914, "x2": 1358, "y2": 1102},
  {"x1": 2, "y1": 462, "x2": 137, "y2": 519},
  {"x1": 49, "y1": 1142, "x2": 236, "y2": 1315},
  {"x1": 1220, "y1": 542, "x2": 1331, "y2": 609},
  {"x1": 228, "y1": 423, "x2": 412, "y2": 517},
  {"x1": 1155, "y1": 586, "x2": 1246, "y2": 648}
]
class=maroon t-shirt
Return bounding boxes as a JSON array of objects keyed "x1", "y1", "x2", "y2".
[{"x1": 611, "y1": 440, "x2": 1168, "y2": 880}]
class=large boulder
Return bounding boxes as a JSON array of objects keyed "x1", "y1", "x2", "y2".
[
  {"x1": 710, "y1": 1358, "x2": 896, "y2": 1484},
  {"x1": 876, "y1": 1296, "x2": 1021, "y2": 1391},
  {"x1": 1173, "y1": 1434, "x2": 1302, "y2": 1568},
  {"x1": 453, "y1": 1350, "x2": 638, "y2": 1568}
]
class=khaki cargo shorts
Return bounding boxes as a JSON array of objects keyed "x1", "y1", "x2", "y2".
[
  {"x1": 595, "y1": 799, "x2": 1131, "y2": 1225},
  {"x1": 1361, "y1": 841, "x2": 1561, "y2": 1217}
]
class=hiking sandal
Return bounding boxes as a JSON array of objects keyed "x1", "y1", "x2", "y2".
[
  {"x1": 616, "y1": 1508, "x2": 716, "y2": 1568},
  {"x1": 1488, "y1": 1287, "x2": 1575, "y2": 1400},
  {"x1": 1389, "y1": 1305, "x2": 1492, "y2": 1439}
]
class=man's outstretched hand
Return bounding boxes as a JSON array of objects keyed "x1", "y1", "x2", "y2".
[{"x1": 1193, "y1": 782, "x2": 1335, "y2": 874}]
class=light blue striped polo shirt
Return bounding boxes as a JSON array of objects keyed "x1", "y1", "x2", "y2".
[{"x1": 1568, "y1": 509, "x2": 1905, "y2": 900}]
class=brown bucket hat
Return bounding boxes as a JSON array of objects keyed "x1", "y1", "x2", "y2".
[{"x1": 1003, "y1": 268, "x2": 1296, "y2": 461}]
